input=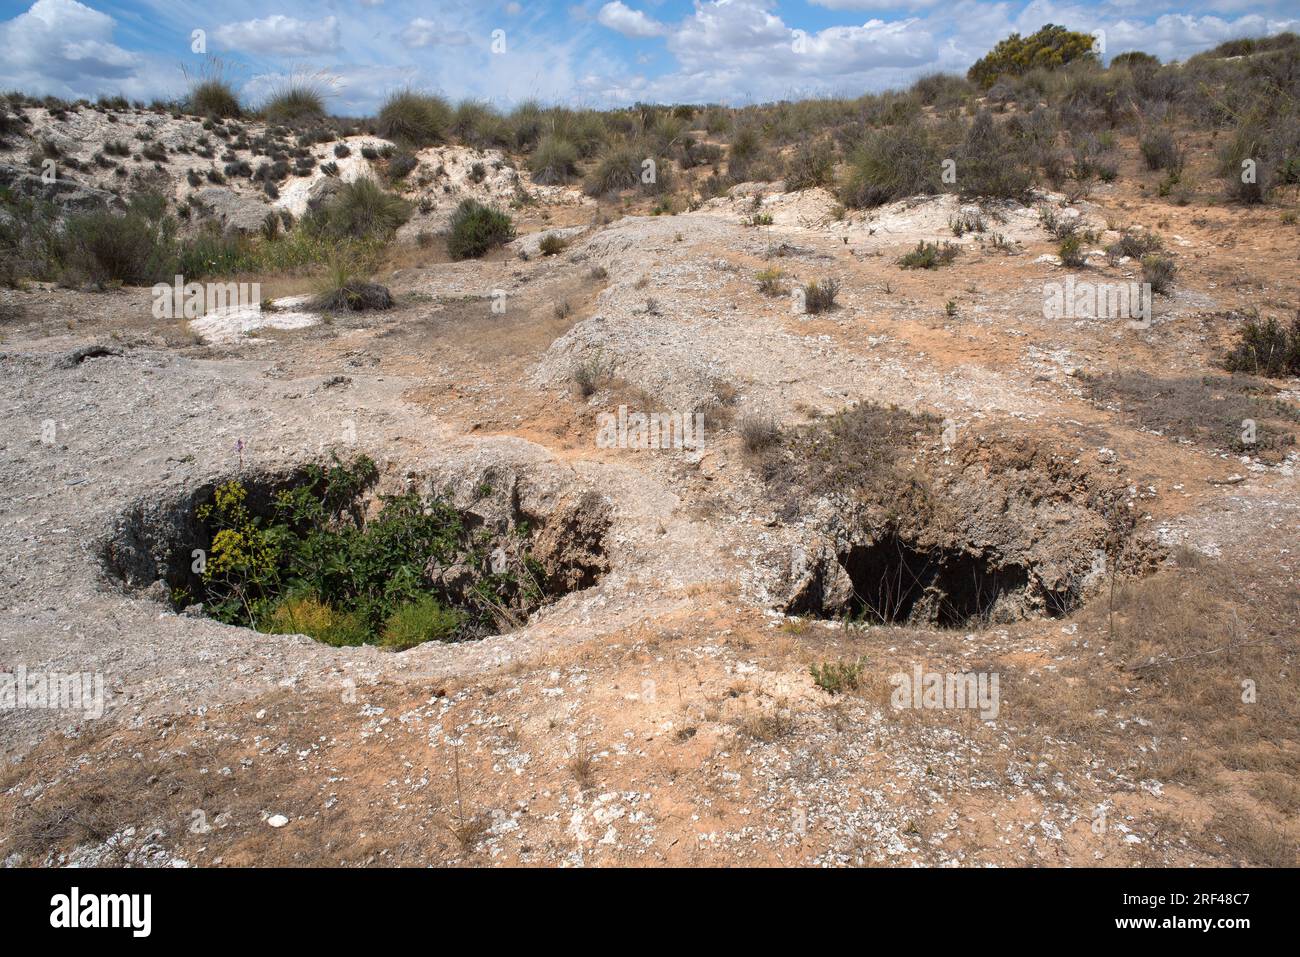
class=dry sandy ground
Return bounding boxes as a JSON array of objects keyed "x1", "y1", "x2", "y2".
[{"x1": 0, "y1": 123, "x2": 1298, "y2": 867}]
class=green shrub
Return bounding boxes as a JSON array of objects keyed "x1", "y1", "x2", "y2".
[
  {"x1": 1142, "y1": 254, "x2": 1177, "y2": 295},
  {"x1": 264, "y1": 595, "x2": 368, "y2": 647},
  {"x1": 810, "y1": 658, "x2": 865, "y2": 695},
  {"x1": 1217, "y1": 107, "x2": 1300, "y2": 203},
  {"x1": 380, "y1": 596, "x2": 466, "y2": 650},
  {"x1": 260, "y1": 82, "x2": 326, "y2": 124},
  {"x1": 191, "y1": 455, "x2": 557, "y2": 646},
  {"x1": 176, "y1": 224, "x2": 256, "y2": 278},
  {"x1": 1201, "y1": 34, "x2": 1300, "y2": 59},
  {"x1": 958, "y1": 110, "x2": 1034, "y2": 200},
  {"x1": 703, "y1": 107, "x2": 732, "y2": 135},
  {"x1": 0, "y1": 192, "x2": 61, "y2": 286},
  {"x1": 583, "y1": 141, "x2": 644, "y2": 196},
  {"x1": 248, "y1": 228, "x2": 378, "y2": 277},
  {"x1": 0, "y1": 189, "x2": 288, "y2": 287},
  {"x1": 195, "y1": 479, "x2": 284, "y2": 624},
  {"x1": 646, "y1": 113, "x2": 686, "y2": 154},
  {"x1": 61, "y1": 193, "x2": 179, "y2": 286},
  {"x1": 452, "y1": 100, "x2": 508, "y2": 148},
  {"x1": 802, "y1": 278, "x2": 840, "y2": 313},
  {"x1": 188, "y1": 79, "x2": 241, "y2": 119},
  {"x1": 530, "y1": 134, "x2": 579, "y2": 184},
  {"x1": 727, "y1": 124, "x2": 766, "y2": 181},
  {"x1": 1058, "y1": 235, "x2": 1086, "y2": 267},
  {"x1": 309, "y1": 177, "x2": 411, "y2": 240},
  {"x1": 968, "y1": 24, "x2": 1099, "y2": 88},
  {"x1": 784, "y1": 139, "x2": 836, "y2": 191},
  {"x1": 838, "y1": 123, "x2": 940, "y2": 208},
  {"x1": 508, "y1": 100, "x2": 546, "y2": 150},
  {"x1": 446, "y1": 199, "x2": 515, "y2": 260},
  {"x1": 911, "y1": 72, "x2": 974, "y2": 108},
  {"x1": 387, "y1": 151, "x2": 418, "y2": 180},
  {"x1": 1220, "y1": 315, "x2": 1300, "y2": 377},
  {"x1": 377, "y1": 90, "x2": 451, "y2": 146},
  {"x1": 538, "y1": 232, "x2": 567, "y2": 256},
  {"x1": 1110, "y1": 51, "x2": 1160, "y2": 69},
  {"x1": 1140, "y1": 128, "x2": 1184, "y2": 171},
  {"x1": 556, "y1": 109, "x2": 608, "y2": 158},
  {"x1": 756, "y1": 267, "x2": 784, "y2": 296},
  {"x1": 682, "y1": 141, "x2": 724, "y2": 169},
  {"x1": 897, "y1": 240, "x2": 960, "y2": 269}
]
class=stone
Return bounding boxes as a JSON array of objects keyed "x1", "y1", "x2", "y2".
[{"x1": 192, "y1": 187, "x2": 271, "y2": 234}]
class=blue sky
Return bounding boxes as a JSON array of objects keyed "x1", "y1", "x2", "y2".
[{"x1": 1, "y1": 0, "x2": 1297, "y2": 113}]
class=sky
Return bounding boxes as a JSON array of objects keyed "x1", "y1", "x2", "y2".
[{"x1": 1, "y1": 0, "x2": 1297, "y2": 114}]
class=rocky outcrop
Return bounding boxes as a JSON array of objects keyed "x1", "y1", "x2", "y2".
[
  {"x1": 191, "y1": 187, "x2": 271, "y2": 234},
  {"x1": 0, "y1": 162, "x2": 123, "y2": 213}
]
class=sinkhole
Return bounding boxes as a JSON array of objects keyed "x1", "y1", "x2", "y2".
[
  {"x1": 794, "y1": 531, "x2": 1080, "y2": 627},
  {"x1": 101, "y1": 456, "x2": 609, "y2": 649}
]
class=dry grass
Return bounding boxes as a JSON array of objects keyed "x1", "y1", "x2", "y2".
[
  {"x1": 1081, "y1": 371, "x2": 1299, "y2": 461},
  {"x1": 568, "y1": 740, "x2": 597, "y2": 790},
  {"x1": 447, "y1": 813, "x2": 490, "y2": 851},
  {"x1": 1017, "y1": 558, "x2": 1300, "y2": 862},
  {"x1": 752, "y1": 400, "x2": 940, "y2": 499},
  {"x1": 572, "y1": 352, "x2": 611, "y2": 398},
  {"x1": 738, "y1": 414, "x2": 780, "y2": 453},
  {"x1": 7, "y1": 780, "x2": 136, "y2": 863},
  {"x1": 732, "y1": 702, "x2": 795, "y2": 742},
  {"x1": 1198, "y1": 806, "x2": 1296, "y2": 866}
]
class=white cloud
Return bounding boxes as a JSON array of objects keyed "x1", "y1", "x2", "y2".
[
  {"x1": 1004, "y1": 2, "x2": 1299, "y2": 61},
  {"x1": 213, "y1": 15, "x2": 341, "y2": 57},
  {"x1": 0, "y1": 0, "x2": 184, "y2": 101},
  {"x1": 0, "y1": 0, "x2": 138, "y2": 85},
  {"x1": 1102, "y1": 12, "x2": 1300, "y2": 59},
  {"x1": 597, "y1": 2, "x2": 668, "y2": 39},
  {"x1": 400, "y1": 18, "x2": 472, "y2": 49},
  {"x1": 656, "y1": 1, "x2": 935, "y2": 90},
  {"x1": 668, "y1": 0, "x2": 788, "y2": 65},
  {"x1": 811, "y1": 0, "x2": 946, "y2": 9},
  {"x1": 241, "y1": 64, "x2": 417, "y2": 117}
]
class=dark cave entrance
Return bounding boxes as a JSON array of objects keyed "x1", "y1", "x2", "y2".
[{"x1": 837, "y1": 532, "x2": 1056, "y2": 627}]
